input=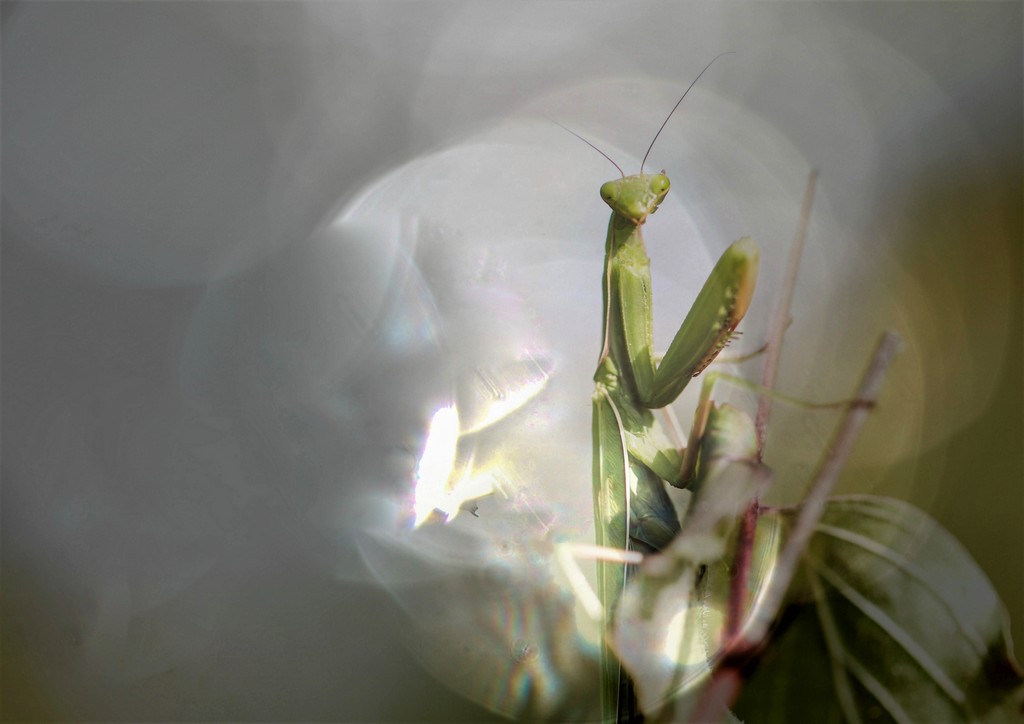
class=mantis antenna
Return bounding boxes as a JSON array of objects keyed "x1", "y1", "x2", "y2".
[
  {"x1": 547, "y1": 116, "x2": 626, "y2": 179},
  {"x1": 640, "y1": 51, "x2": 735, "y2": 173}
]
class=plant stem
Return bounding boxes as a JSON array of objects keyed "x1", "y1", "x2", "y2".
[
  {"x1": 741, "y1": 329, "x2": 901, "y2": 646},
  {"x1": 726, "y1": 170, "x2": 817, "y2": 640},
  {"x1": 755, "y1": 169, "x2": 818, "y2": 455},
  {"x1": 690, "y1": 330, "x2": 902, "y2": 722}
]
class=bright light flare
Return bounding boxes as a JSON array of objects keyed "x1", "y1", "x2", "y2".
[{"x1": 413, "y1": 405, "x2": 461, "y2": 527}]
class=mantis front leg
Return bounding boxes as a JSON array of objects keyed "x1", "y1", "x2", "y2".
[{"x1": 592, "y1": 170, "x2": 759, "y2": 722}]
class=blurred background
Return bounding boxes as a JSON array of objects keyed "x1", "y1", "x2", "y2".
[{"x1": 3, "y1": 2, "x2": 1020, "y2": 720}]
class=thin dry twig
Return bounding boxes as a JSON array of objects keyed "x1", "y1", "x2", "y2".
[
  {"x1": 739, "y1": 330, "x2": 901, "y2": 647},
  {"x1": 690, "y1": 330, "x2": 902, "y2": 722},
  {"x1": 755, "y1": 169, "x2": 818, "y2": 454},
  {"x1": 725, "y1": 170, "x2": 817, "y2": 641}
]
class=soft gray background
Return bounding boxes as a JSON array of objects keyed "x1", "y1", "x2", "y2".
[{"x1": 3, "y1": 2, "x2": 1021, "y2": 721}]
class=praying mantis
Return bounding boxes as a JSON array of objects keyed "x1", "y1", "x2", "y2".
[{"x1": 577, "y1": 59, "x2": 764, "y2": 722}]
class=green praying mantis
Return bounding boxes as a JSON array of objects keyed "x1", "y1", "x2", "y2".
[
  {"x1": 572, "y1": 86, "x2": 913, "y2": 719},
  {"x1": 574, "y1": 59, "x2": 767, "y2": 722}
]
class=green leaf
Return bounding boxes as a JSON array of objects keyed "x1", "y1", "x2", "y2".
[{"x1": 735, "y1": 495, "x2": 1024, "y2": 723}]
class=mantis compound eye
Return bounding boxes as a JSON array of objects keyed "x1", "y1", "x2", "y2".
[{"x1": 649, "y1": 174, "x2": 670, "y2": 195}]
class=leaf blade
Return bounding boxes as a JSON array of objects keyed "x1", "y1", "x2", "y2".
[{"x1": 735, "y1": 495, "x2": 1024, "y2": 723}]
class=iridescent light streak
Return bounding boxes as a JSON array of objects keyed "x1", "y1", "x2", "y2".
[{"x1": 459, "y1": 357, "x2": 551, "y2": 435}]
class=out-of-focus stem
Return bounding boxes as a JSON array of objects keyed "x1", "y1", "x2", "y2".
[
  {"x1": 691, "y1": 330, "x2": 902, "y2": 722},
  {"x1": 726, "y1": 169, "x2": 817, "y2": 640}
]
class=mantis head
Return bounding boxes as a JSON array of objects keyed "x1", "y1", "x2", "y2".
[{"x1": 599, "y1": 173, "x2": 670, "y2": 224}]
